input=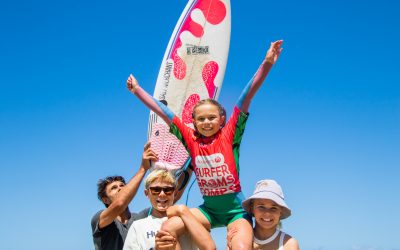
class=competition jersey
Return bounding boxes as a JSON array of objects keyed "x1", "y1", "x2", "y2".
[{"x1": 170, "y1": 106, "x2": 248, "y2": 197}]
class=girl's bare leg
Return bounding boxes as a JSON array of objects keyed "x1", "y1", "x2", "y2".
[
  {"x1": 159, "y1": 207, "x2": 213, "y2": 250},
  {"x1": 226, "y1": 218, "x2": 253, "y2": 250}
]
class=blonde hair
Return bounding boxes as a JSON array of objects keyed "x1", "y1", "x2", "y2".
[{"x1": 144, "y1": 169, "x2": 177, "y2": 189}]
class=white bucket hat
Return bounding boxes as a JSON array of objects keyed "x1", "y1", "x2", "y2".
[{"x1": 242, "y1": 179, "x2": 291, "y2": 219}]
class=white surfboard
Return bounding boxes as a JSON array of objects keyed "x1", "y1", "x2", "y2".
[{"x1": 149, "y1": 0, "x2": 231, "y2": 172}]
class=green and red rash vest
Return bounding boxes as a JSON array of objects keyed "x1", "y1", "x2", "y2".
[{"x1": 170, "y1": 106, "x2": 248, "y2": 197}]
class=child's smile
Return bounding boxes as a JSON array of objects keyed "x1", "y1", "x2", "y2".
[{"x1": 193, "y1": 103, "x2": 225, "y2": 137}]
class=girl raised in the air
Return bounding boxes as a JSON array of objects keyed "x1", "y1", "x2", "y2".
[{"x1": 127, "y1": 40, "x2": 283, "y2": 249}]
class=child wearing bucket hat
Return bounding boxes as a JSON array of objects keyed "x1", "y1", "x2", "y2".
[{"x1": 229, "y1": 179, "x2": 299, "y2": 250}]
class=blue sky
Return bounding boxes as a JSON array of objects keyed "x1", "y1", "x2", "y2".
[{"x1": 1, "y1": 0, "x2": 399, "y2": 249}]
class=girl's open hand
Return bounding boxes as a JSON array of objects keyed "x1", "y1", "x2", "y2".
[{"x1": 265, "y1": 40, "x2": 283, "y2": 64}]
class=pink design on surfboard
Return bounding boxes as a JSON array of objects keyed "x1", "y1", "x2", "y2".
[
  {"x1": 182, "y1": 93, "x2": 200, "y2": 124},
  {"x1": 172, "y1": 40, "x2": 186, "y2": 80},
  {"x1": 196, "y1": 0, "x2": 226, "y2": 25},
  {"x1": 202, "y1": 61, "x2": 219, "y2": 98},
  {"x1": 150, "y1": 123, "x2": 189, "y2": 170},
  {"x1": 170, "y1": 0, "x2": 227, "y2": 81}
]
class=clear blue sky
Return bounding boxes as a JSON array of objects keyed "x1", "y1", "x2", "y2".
[{"x1": 1, "y1": 0, "x2": 399, "y2": 249}]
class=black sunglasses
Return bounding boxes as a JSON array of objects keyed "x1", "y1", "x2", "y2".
[{"x1": 149, "y1": 186, "x2": 175, "y2": 195}]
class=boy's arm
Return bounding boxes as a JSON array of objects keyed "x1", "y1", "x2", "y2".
[
  {"x1": 99, "y1": 142, "x2": 157, "y2": 228},
  {"x1": 127, "y1": 74, "x2": 175, "y2": 125},
  {"x1": 154, "y1": 230, "x2": 177, "y2": 250},
  {"x1": 236, "y1": 40, "x2": 283, "y2": 113}
]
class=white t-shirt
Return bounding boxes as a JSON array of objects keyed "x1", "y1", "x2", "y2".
[{"x1": 123, "y1": 215, "x2": 197, "y2": 250}]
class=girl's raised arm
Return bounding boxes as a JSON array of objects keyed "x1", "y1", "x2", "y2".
[
  {"x1": 236, "y1": 40, "x2": 283, "y2": 113},
  {"x1": 127, "y1": 74, "x2": 175, "y2": 125}
]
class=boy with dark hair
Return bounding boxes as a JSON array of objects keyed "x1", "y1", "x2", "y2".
[{"x1": 91, "y1": 142, "x2": 157, "y2": 250}]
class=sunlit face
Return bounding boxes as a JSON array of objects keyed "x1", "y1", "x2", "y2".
[
  {"x1": 103, "y1": 181, "x2": 125, "y2": 206},
  {"x1": 193, "y1": 103, "x2": 225, "y2": 137},
  {"x1": 145, "y1": 179, "x2": 176, "y2": 217},
  {"x1": 252, "y1": 199, "x2": 282, "y2": 230}
]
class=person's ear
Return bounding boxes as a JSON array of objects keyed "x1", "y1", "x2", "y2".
[
  {"x1": 102, "y1": 197, "x2": 111, "y2": 206},
  {"x1": 250, "y1": 202, "x2": 255, "y2": 216},
  {"x1": 172, "y1": 191, "x2": 176, "y2": 200},
  {"x1": 144, "y1": 189, "x2": 149, "y2": 198},
  {"x1": 192, "y1": 118, "x2": 199, "y2": 131},
  {"x1": 220, "y1": 115, "x2": 226, "y2": 126}
]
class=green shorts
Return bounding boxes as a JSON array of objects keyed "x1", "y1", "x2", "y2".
[{"x1": 198, "y1": 192, "x2": 252, "y2": 228}]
